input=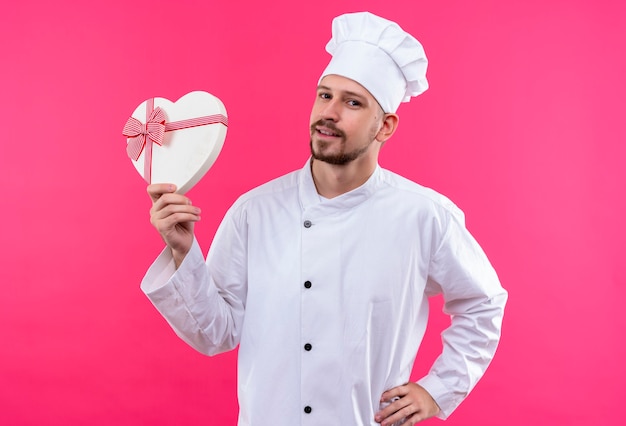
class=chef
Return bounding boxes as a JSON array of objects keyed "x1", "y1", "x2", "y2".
[{"x1": 141, "y1": 11, "x2": 507, "y2": 426}]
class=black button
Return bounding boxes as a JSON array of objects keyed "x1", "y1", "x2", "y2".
[
  {"x1": 304, "y1": 343, "x2": 312, "y2": 351},
  {"x1": 303, "y1": 220, "x2": 312, "y2": 228},
  {"x1": 304, "y1": 406, "x2": 312, "y2": 414},
  {"x1": 304, "y1": 281, "x2": 312, "y2": 289}
]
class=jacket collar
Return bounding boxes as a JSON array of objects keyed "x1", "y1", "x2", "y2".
[{"x1": 298, "y1": 158, "x2": 383, "y2": 212}]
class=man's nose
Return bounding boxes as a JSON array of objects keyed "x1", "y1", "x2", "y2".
[{"x1": 319, "y1": 99, "x2": 340, "y2": 122}]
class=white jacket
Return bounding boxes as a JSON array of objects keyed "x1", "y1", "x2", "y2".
[{"x1": 142, "y1": 160, "x2": 507, "y2": 425}]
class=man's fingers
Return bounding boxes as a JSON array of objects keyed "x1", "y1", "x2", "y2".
[
  {"x1": 400, "y1": 411, "x2": 427, "y2": 426},
  {"x1": 377, "y1": 383, "x2": 439, "y2": 425},
  {"x1": 375, "y1": 396, "x2": 402, "y2": 425},
  {"x1": 150, "y1": 199, "x2": 200, "y2": 217},
  {"x1": 155, "y1": 213, "x2": 200, "y2": 233},
  {"x1": 381, "y1": 386, "x2": 406, "y2": 402},
  {"x1": 150, "y1": 205, "x2": 201, "y2": 228},
  {"x1": 378, "y1": 402, "x2": 424, "y2": 426},
  {"x1": 150, "y1": 193, "x2": 194, "y2": 216},
  {"x1": 147, "y1": 183, "x2": 177, "y2": 203},
  {"x1": 145, "y1": 183, "x2": 198, "y2": 260}
]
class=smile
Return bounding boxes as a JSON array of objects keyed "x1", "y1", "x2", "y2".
[{"x1": 316, "y1": 127, "x2": 340, "y2": 137}]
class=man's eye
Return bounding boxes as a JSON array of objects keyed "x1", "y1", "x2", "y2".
[
  {"x1": 319, "y1": 93, "x2": 331, "y2": 99},
  {"x1": 347, "y1": 100, "x2": 361, "y2": 107}
]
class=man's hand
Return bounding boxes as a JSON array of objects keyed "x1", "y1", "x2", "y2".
[
  {"x1": 148, "y1": 184, "x2": 201, "y2": 267},
  {"x1": 375, "y1": 382, "x2": 440, "y2": 425}
]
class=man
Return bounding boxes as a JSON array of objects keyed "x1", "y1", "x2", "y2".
[{"x1": 141, "y1": 11, "x2": 507, "y2": 426}]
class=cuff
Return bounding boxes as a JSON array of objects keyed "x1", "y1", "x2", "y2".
[
  {"x1": 140, "y1": 238, "x2": 204, "y2": 295},
  {"x1": 417, "y1": 373, "x2": 461, "y2": 420}
]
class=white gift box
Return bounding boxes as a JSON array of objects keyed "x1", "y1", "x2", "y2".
[{"x1": 123, "y1": 91, "x2": 227, "y2": 194}]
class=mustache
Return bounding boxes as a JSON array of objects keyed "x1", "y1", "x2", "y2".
[{"x1": 310, "y1": 119, "x2": 345, "y2": 138}]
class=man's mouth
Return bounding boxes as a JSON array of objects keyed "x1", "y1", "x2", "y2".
[
  {"x1": 312, "y1": 120, "x2": 344, "y2": 138},
  {"x1": 317, "y1": 127, "x2": 340, "y2": 137}
]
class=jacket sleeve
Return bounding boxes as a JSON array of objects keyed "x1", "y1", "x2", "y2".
[
  {"x1": 418, "y1": 209, "x2": 508, "y2": 418},
  {"x1": 140, "y1": 206, "x2": 248, "y2": 356}
]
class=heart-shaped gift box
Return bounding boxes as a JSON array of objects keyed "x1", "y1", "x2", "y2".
[{"x1": 123, "y1": 91, "x2": 228, "y2": 194}]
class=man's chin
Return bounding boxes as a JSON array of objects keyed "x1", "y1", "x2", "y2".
[
  {"x1": 310, "y1": 138, "x2": 358, "y2": 166},
  {"x1": 311, "y1": 151, "x2": 353, "y2": 166}
]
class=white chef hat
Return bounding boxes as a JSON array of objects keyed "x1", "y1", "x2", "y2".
[{"x1": 320, "y1": 11, "x2": 428, "y2": 113}]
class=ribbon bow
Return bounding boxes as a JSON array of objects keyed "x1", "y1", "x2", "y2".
[{"x1": 123, "y1": 107, "x2": 166, "y2": 161}]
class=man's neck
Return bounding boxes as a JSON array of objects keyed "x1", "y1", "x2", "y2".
[{"x1": 310, "y1": 157, "x2": 377, "y2": 199}]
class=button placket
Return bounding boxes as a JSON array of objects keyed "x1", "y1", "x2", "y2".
[{"x1": 301, "y1": 211, "x2": 333, "y2": 421}]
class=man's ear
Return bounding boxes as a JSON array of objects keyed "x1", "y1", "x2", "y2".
[{"x1": 375, "y1": 113, "x2": 400, "y2": 143}]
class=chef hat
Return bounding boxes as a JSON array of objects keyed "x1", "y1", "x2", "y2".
[{"x1": 320, "y1": 11, "x2": 428, "y2": 113}]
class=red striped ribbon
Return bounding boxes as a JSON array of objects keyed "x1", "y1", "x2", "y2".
[
  {"x1": 165, "y1": 114, "x2": 228, "y2": 132},
  {"x1": 123, "y1": 99, "x2": 228, "y2": 183}
]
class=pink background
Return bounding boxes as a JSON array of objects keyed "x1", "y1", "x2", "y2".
[{"x1": 1, "y1": 0, "x2": 625, "y2": 424}]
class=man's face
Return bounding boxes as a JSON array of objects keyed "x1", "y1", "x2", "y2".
[{"x1": 309, "y1": 74, "x2": 385, "y2": 165}]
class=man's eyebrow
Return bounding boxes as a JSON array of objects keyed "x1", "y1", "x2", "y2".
[
  {"x1": 316, "y1": 85, "x2": 368, "y2": 100},
  {"x1": 343, "y1": 90, "x2": 367, "y2": 100}
]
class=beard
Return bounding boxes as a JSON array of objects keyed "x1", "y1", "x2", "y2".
[{"x1": 309, "y1": 119, "x2": 373, "y2": 166}]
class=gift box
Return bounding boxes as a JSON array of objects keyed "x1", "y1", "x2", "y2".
[{"x1": 123, "y1": 91, "x2": 228, "y2": 194}]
